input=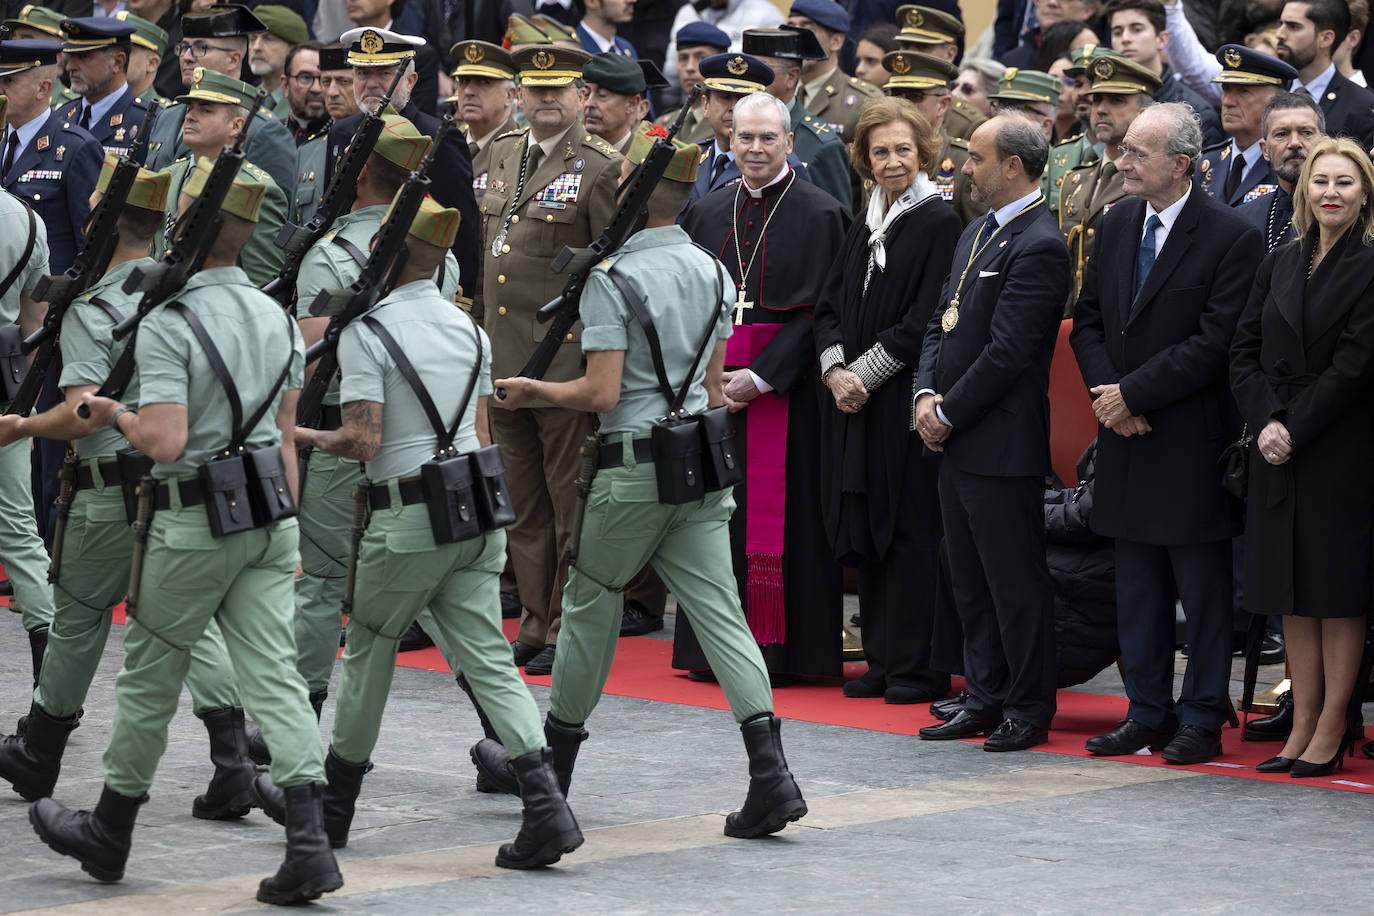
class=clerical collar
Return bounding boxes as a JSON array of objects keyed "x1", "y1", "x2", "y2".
[
  {"x1": 740, "y1": 163, "x2": 791, "y2": 198},
  {"x1": 527, "y1": 120, "x2": 576, "y2": 160}
]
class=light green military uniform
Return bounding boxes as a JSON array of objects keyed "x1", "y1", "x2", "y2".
[
  {"x1": 1043, "y1": 131, "x2": 1101, "y2": 213},
  {"x1": 155, "y1": 156, "x2": 288, "y2": 286},
  {"x1": 289, "y1": 127, "x2": 330, "y2": 225},
  {"x1": 102, "y1": 266, "x2": 322, "y2": 796},
  {"x1": 329, "y1": 279, "x2": 544, "y2": 762},
  {"x1": 0, "y1": 191, "x2": 56, "y2": 634},
  {"x1": 38, "y1": 259, "x2": 241, "y2": 720},
  {"x1": 786, "y1": 96, "x2": 851, "y2": 210},
  {"x1": 549, "y1": 225, "x2": 773, "y2": 726},
  {"x1": 292, "y1": 204, "x2": 460, "y2": 695}
]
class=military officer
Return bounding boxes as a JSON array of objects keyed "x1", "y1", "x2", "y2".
[
  {"x1": 654, "y1": 21, "x2": 728, "y2": 143},
  {"x1": 320, "y1": 44, "x2": 359, "y2": 123},
  {"x1": 484, "y1": 134, "x2": 807, "y2": 840},
  {"x1": 894, "y1": 5, "x2": 985, "y2": 141},
  {"x1": 1, "y1": 4, "x2": 78, "y2": 108},
  {"x1": 249, "y1": 5, "x2": 308, "y2": 121},
  {"x1": 1197, "y1": 45, "x2": 1298, "y2": 206},
  {"x1": 582, "y1": 53, "x2": 652, "y2": 153},
  {"x1": 881, "y1": 49, "x2": 980, "y2": 225},
  {"x1": 253, "y1": 195, "x2": 583, "y2": 870},
  {"x1": 984, "y1": 68, "x2": 1063, "y2": 202},
  {"x1": 0, "y1": 157, "x2": 256, "y2": 822},
  {"x1": 41, "y1": 160, "x2": 341, "y2": 906},
  {"x1": 55, "y1": 17, "x2": 153, "y2": 160},
  {"x1": 451, "y1": 40, "x2": 518, "y2": 201},
  {"x1": 153, "y1": 69, "x2": 287, "y2": 287},
  {"x1": 0, "y1": 120, "x2": 56, "y2": 691},
  {"x1": 1044, "y1": 45, "x2": 1119, "y2": 212},
  {"x1": 143, "y1": 4, "x2": 296, "y2": 195},
  {"x1": 743, "y1": 26, "x2": 852, "y2": 209},
  {"x1": 1059, "y1": 55, "x2": 1161, "y2": 313},
  {"x1": 787, "y1": 0, "x2": 882, "y2": 142},
  {"x1": 481, "y1": 44, "x2": 622, "y2": 676},
  {"x1": 283, "y1": 43, "x2": 330, "y2": 225},
  {"x1": 114, "y1": 11, "x2": 169, "y2": 104}
]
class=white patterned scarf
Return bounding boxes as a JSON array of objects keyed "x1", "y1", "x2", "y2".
[{"x1": 865, "y1": 171, "x2": 940, "y2": 284}]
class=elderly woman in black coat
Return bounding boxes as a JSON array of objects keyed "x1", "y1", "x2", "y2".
[{"x1": 1230, "y1": 136, "x2": 1374, "y2": 778}]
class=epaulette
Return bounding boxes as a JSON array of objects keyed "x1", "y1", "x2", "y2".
[
  {"x1": 1050, "y1": 134, "x2": 1082, "y2": 152},
  {"x1": 1200, "y1": 139, "x2": 1230, "y2": 154},
  {"x1": 257, "y1": 107, "x2": 275, "y2": 119},
  {"x1": 947, "y1": 135, "x2": 969, "y2": 151},
  {"x1": 799, "y1": 114, "x2": 831, "y2": 135},
  {"x1": 583, "y1": 133, "x2": 617, "y2": 158},
  {"x1": 243, "y1": 162, "x2": 270, "y2": 180},
  {"x1": 495, "y1": 126, "x2": 528, "y2": 141},
  {"x1": 847, "y1": 75, "x2": 880, "y2": 95}
]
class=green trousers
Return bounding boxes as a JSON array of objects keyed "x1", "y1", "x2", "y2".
[
  {"x1": 102, "y1": 501, "x2": 323, "y2": 797},
  {"x1": 0, "y1": 437, "x2": 55, "y2": 631},
  {"x1": 294, "y1": 449, "x2": 359, "y2": 692},
  {"x1": 36, "y1": 467, "x2": 241, "y2": 719},
  {"x1": 331, "y1": 486, "x2": 543, "y2": 764},
  {"x1": 551, "y1": 441, "x2": 774, "y2": 726}
]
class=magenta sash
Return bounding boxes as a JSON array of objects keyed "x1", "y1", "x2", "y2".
[{"x1": 725, "y1": 323, "x2": 787, "y2": 645}]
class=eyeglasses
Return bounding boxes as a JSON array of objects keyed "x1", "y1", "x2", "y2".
[
  {"x1": 289, "y1": 72, "x2": 323, "y2": 88},
  {"x1": 1117, "y1": 144, "x2": 1163, "y2": 162},
  {"x1": 175, "y1": 40, "x2": 236, "y2": 59}
]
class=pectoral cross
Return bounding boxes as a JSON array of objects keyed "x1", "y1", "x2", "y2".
[{"x1": 733, "y1": 288, "x2": 753, "y2": 325}]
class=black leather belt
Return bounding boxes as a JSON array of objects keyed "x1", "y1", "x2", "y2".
[
  {"x1": 597, "y1": 437, "x2": 654, "y2": 469},
  {"x1": 74, "y1": 460, "x2": 124, "y2": 491},
  {"x1": 369, "y1": 476, "x2": 426, "y2": 509},
  {"x1": 153, "y1": 479, "x2": 207, "y2": 510},
  {"x1": 318, "y1": 404, "x2": 343, "y2": 430}
]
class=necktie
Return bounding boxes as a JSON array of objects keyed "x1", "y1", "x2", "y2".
[
  {"x1": 1135, "y1": 214, "x2": 1161, "y2": 298},
  {"x1": 3, "y1": 131, "x2": 19, "y2": 179},
  {"x1": 1223, "y1": 151, "x2": 1245, "y2": 202},
  {"x1": 713, "y1": 153, "x2": 729, "y2": 183},
  {"x1": 80, "y1": 104, "x2": 91, "y2": 131},
  {"x1": 984, "y1": 210, "x2": 999, "y2": 236},
  {"x1": 527, "y1": 144, "x2": 543, "y2": 175}
]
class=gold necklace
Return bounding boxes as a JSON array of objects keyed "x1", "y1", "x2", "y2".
[{"x1": 942, "y1": 198, "x2": 1045, "y2": 333}]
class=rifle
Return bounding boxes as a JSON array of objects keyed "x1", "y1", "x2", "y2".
[
  {"x1": 296, "y1": 115, "x2": 453, "y2": 431},
  {"x1": 261, "y1": 67, "x2": 406, "y2": 306},
  {"x1": 4, "y1": 104, "x2": 157, "y2": 418},
  {"x1": 77, "y1": 92, "x2": 263, "y2": 419},
  {"x1": 496, "y1": 85, "x2": 704, "y2": 400}
]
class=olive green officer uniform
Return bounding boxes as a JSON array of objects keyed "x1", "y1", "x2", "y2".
[
  {"x1": 943, "y1": 96, "x2": 985, "y2": 141},
  {"x1": 893, "y1": 3, "x2": 981, "y2": 143},
  {"x1": 1044, "y1": 131, "x2": 1100, "y2": 212},
  {"x1": 156, "y1": 155, "x2": 288, "y2": 285},
  {"x1": 654, "y1": 102, "x2": 713, "y2": 144},
  {"x1": 0, "y1": 189, "x2": 56, "y2": 636},
  {"x1": 929, "y1": 133, "x2": 982, "y2": 225},
  {"x1": 786, "y1": 95, "x2": 851, "y2": 209},
  {"x1": 801, "y1": 67, "x2": 882, "y2": 141},
  {"x1": 469, "y1": 114, "x2": 519, "y2": 200},
  {"x1": 293, "y1": 203, "x2": 459, "y2": 696},
  {"x1": 481, "y1": 46, "x2": 622, "y2": 653},
  {"x1": 450, "y1": 41, "x2": 520, "y2": 205},
  {"x1": 289, "y1": 125, "x2": 331, "y2": 225},
  {"x1": 1058, "y1": 157, "x2": 1126, "y2": 315}
]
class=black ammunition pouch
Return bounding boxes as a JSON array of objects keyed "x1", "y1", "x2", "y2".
[
  {"x1": 115, "y1": 448, "x2": 155, "y2": 523},
  {"x1": 199, "y1": 447, "x2": 255, "y2": 537},
  {"x1": 245, "y1": 444, "x2": 296, "y2": 526},
  {"x1": 470, "y1": 443, "x2": 516, "y2": 530},
  {"x1": 651, "y1": 411, "x2": 705, "y2": 505},
  {"x1": 0, "y1": 323, "x2": 26, "y2": 402},
  {"x1": 420, "y1": 448, "x2": 483, "y2": 544},
  {"x1": 698, "y1": 405, "x2": 743, "y2": 492}
]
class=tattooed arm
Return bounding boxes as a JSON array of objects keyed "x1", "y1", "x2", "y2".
[{"x1": 295, "y1": 400, "x2": 383, "y2": 465}]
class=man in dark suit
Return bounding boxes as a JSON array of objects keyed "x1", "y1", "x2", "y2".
[
  {"x1": 1237, "y1": 91, "x2": 1323, "y2": 254},
  {"x1": 1276, "y1": 0, "x2": 1374, "y2": 146},
  {"x1": 326, "y1": 26, "x2": 480, "y2": 294},
  {"x1": 914, "y1": 113, "x2": 1070, "y2": 753},
  {"x1": 1196, "y1": 44, "x2": 1297, "y2": 206},
  {"x1": 1070, "y1": 102, "x2": 1263, "y2": 765},
  {"x1": 55, "y1": 17, "x2": 154, "y2": 161}
]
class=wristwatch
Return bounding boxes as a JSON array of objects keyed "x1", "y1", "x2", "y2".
[{"x1": 109, "y1": 405, "x2": 136, "y2": 434}]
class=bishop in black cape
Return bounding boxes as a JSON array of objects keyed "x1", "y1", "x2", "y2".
[{"x1": 674, "y1": 165, "x2": 849, "y2": 678}]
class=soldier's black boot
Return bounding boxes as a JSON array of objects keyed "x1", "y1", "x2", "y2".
[
  {"x1": 456, "y1": 673, "x2": 506, "y2": 793},
  {"x1": 247, "y1": 688, "x2": 326, "y2": 767},
  {"x1": 544, "y1": 714, "x2": 587, "y2": 797},
  {"x1": 252, "y1": 748, "x2": 370, "y2": 848},
  {"x1": 724, "y1": 714, "x2": 807, "y2": 839},
  {"x1": 15, "y1": 626, "x2": 51, "y2": 739},
  {"x1": 193, "y1": 706, "x2": 257, "y2": 819},
  {"x1": 470, "y1": 713, "x2": 588, "y2": 798},
  {"x1": 0, "y1": 702, "x2": 79, "y2": 800},
  {"x1": 494, "y1": 748, "x2": 584, "y2": 870},
  {"x1": 255, "y1": 783, "x2": 344, "y2": 905},
  {"x1": 29, "y1": 784, "x2": 146, "y2": 882}
]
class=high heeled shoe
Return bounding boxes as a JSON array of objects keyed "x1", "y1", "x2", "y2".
[
  {"x1": 1291, "y1": 736, "x2": 1352, "y2": 778},
  {"x1": 1256, "y1": 756, "x2": 1295, "y2": 774}
]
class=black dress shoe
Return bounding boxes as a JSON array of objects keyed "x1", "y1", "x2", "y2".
[
  {"x1": 1243, "y1": 690, "x2": 1292, "y2": 742},
  {"x1": 1160, "y1": 725, "x2": 1222, "y2": 765},
  {"x1": 918, "y1": 709, "x2": 997, "y2": 740},
  {"x1": 1259, "y1": 632, "x2": 1285, "y2": 665},
  {"x1": 0, "y1": 579, "x2": 12, "y2": 597},
  {"x1": 1084, "y1": 719, "x2": 1173, "y2": 756},
  {"x1": 524, "y1": 645, "x2": 556, "y2": 676},
  {"x1": 1256, "y1": 755, "x2": 1295, "y2": 773},
  {"x1": 511, "y1": 640, "x2": 541, "y2": 667},
  {"x1": 883, "y1": 684, "x2": 946, "y2": 705},
  {"x1": 842, "y1": 671, "x2": 885, "y2": 698},
  {"x1": 619, "y1": 601, "x2": 664, "y2": 637},
  {"x1": 686, "y1": 669, "x2": 717, "y2": 682},
  {"x1": 398, "y1": 622, "x2": 434, "y2": 652},
  {"x1": 500, "y1": 592, "x2": 522, "y2": 620},
  {"x1": 849, "y1": 613, "x2": 861, "y2": 628},
  {"x1": 983, "y1": 718, "x2": 1048, "y2": 752},
  {"x1": 929, "y1": 691, "x2": 968, "y2": 722}
]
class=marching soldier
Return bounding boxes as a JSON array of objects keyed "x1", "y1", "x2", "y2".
[
  {"x1": 143, "y1": 4, "x2": 296, "y2": 195},
  {"x1": 54, "y1": 17, "x2": 153, "y2": 160},
  {"x1": 39, "y1": 159, "x2": 342, "y2": 906},
  {"x1": 881, "y1": 49, "x2": 980, "y2": 225},
  {"x1": 114, "y1": 11, "x2": 170, "y2": 105},
  {"x1": 1059, "y1": 55, "x2": 1160, "y2": 313},
  {"x1": 787, "y1": 0, "x2": 882, "y2": 142},
  {"x1": 893, "y1": 5, "x2": 985, "y2": 141},
  {"x1": 0, "y1": 157, "x2": 257, "y2": 822},
  {"x1": 480, "y1": 44, "x2": 622, "y2": 676},
  {"x1": 483, "y1": 133, "x2": 808, "y2": 840},
  {"x1": 152, "y1": 68, "x2": 288, "y2": 286},
  {"x1": 1045, "y1": 45, "x2": 1119, "y2": 212},
  {"x1": 254, "y1": 194, "x2": 583, "y2": 869}
]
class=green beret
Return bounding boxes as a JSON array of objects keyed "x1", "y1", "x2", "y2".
[
  {"x1": 254, "y1": 5, "x2": 308, "y2": 45},
  {"x1": 582, "y1": 52, "x2": 645, "y2": 96}
]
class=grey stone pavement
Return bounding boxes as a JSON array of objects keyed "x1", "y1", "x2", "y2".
[{"x1": 2, "y1": 598, "x2": 1372, "y2": 915}]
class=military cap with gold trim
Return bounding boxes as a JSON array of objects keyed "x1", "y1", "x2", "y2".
[
  {"x1": 390, "y1": 192, "x2": 461, "y2": 249},
  {"x1": 58, "y1": 16, "x2": 136, "y2": 53},
  {"x1": 182, "y1": 155, "x2": 267, "y2": 221},
  {"x1": 503, "y1": 14, "x2": 549, "y2": 49},
  {"x1": 114, "y1": 11, "x2": 169, "y2": 55},
  {"x1": 96, "y1": 151, "x2": 173, "y2": 212},
  {"x1": 1212, "y1": 43, "x2": 1298, "y2": 86},
  {"x1": 318, "y1": 44, "x2": 349, "y2": 70},
  {"x1": 1086, "y1": 55, "x2": 1162, "y2": 95},
  {"x1": 626, "y1": 125, "x2": 697, "y2": 183},
  {"x1": 698, "y1": 52, "x2": 774, "y2": 95},
  {"x1": 177, "y1": 67, "x2": 259, "y2": 108},
  {"x1": 895, "y1": 5, "x2": 963, "y2": 45},
  {"x1": 511, "y1": 44, "x2": 590, "y2": 87},
  {"x1": 989, "y1": 67, "x2": 1060, "y2": 105},
  {"x1": 254, "y1": 5, "x2": 308, "y2": 45},
  {"x1": 342, "y1": 26, "x2": 425, "y2": 67},
  {"x1": 882, "y1": 49, "x2": 957, "y2": 91},
  {"x1": 530, "y1": 14, "x2": 582, "y2": 49},
  {"x1": 182, "y1": 3, "x2": 266, "y2": 38},
  {"x1": 743, "y1": 25, "x2": 827, "y2": 61},
  {"x1": 372, "y1": 114, "x2": 432, "y2": 170},
  {"x1": 1064, "y1": 43, "x2": 1117, "y2": 78},
  {"x1": 450, "y1": 40, "x2": 515, "y2": 80},
  {"x1": 2, "y1": 4, "x2": 64, "y2": 39},
  {"x1": 0, "y1": 39, "x2": 61, "y2": 78}
]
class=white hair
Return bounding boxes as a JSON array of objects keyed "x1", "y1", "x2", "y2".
[{"x1": 732, "y1": 91, "x2": 791, "y2": 135}]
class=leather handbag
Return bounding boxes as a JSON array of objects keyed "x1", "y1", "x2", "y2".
[{"x1": 1219, "y1": 424, "x2": 1252, "y2": 501}]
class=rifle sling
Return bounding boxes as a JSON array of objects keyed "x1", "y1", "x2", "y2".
[{"x1": 360, "y1": 311, "x2": 480, "y2": 455}]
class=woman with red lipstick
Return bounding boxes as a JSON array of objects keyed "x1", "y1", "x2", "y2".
[{"x1": 1231, "y1": 136, "x2": 1374, "y2": 778}]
